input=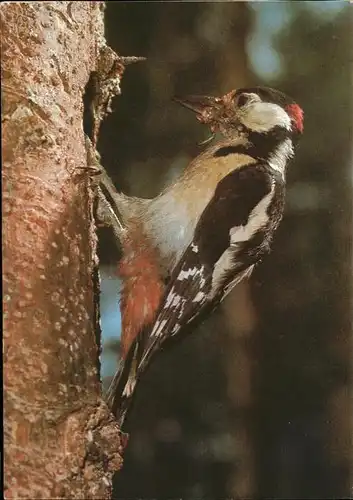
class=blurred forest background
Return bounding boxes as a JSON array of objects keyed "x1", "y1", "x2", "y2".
[{"x1": 97, "y1": 2, "x2": 352, "y2": 498}]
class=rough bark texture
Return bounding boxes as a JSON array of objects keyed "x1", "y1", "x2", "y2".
[{"x1": 2, "y1": 2, "x2": 123, "y2": 498}]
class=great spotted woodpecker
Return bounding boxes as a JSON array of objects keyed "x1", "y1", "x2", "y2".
[{"x1": 100, "y1": 86, "x2": 304, "y2": 427}]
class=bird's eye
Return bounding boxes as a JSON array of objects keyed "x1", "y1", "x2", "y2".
[{"x1": 236, "y1": 93, "x2": 251, "y2": 107}]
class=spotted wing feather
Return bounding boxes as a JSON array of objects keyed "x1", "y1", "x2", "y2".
[
  {"x1": 138, "y1": 163, "x2": 280, "y2": 370},
  {"x1": 107, "y1": 163, "x2": 284, "y2": 425}
]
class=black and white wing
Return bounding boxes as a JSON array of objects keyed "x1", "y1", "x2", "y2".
[
  {"x1": 139, "y1": 163, "x2": 284, "y2": 370},
  {"x1": 107, "y1": 163, "x2": 284, "y2": 425}
]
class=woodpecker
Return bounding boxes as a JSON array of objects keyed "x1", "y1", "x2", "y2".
[{"x1": 101, "y1": 86, "x2": 304, "y2": 427}]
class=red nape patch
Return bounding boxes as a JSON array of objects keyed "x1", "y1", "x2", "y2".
[{"x1": 286, "y1": 103, "x2": 304, "y2": 133}]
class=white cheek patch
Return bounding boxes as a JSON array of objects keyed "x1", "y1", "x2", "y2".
[{"x1": 241, "y1": 102, "x2": 291, "y2": 133}]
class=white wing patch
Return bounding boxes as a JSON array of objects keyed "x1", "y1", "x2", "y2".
[
  {"x1": 193, "y1": 291, "x2": 206, "y2": 303},
  {"x1": 150, "y1": 263, "x2": 208, "y2": 339},
  {"x1": 153, "y1": 318, "x2": 168, "y2": 337},
  {"x1": 210, "y1": 182, "x2": 275, "y2": 298},
  {"x1": 164, "y1": 291, "x2": 181, "y2": 309},
  {"x1": 178, "y1": 267, "x2": 198, "y2": 280},
  {"x1": 230, "y1": 182, "x2": 274, "y2": 244}
]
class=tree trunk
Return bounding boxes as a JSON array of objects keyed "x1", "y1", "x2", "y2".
[
  {"x1": 2, "y1": 2, "x2": 123, "y2": 497},
  {"x1": 216, "y1": 5, "x2": 255, "y2": 497}
]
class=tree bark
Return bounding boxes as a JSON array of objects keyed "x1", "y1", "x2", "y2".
[{"x1": 2, "y1": 2, "x2": 123, "y2": 498}]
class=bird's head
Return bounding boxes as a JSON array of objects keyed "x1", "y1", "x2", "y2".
[{"x1": 174, "y1": 86, "x2": 304, "y2": 142}]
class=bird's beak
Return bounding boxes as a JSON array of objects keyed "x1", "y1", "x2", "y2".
[
  {"x1": 173, "y1": 89, "x2": 238, "y2": 132},
  {"x1": 173, "y1": 94, "x2": 220, "y2": 115}
]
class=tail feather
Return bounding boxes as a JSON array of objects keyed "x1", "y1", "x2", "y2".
[
  {"x1": 96, "y1": 170, "x2": 154, "y2": 254},
  {"x1": 96, "y1": 170, "x2": 128, "y2": 241},
  {"x1": 105, "y1": 338, "x2": 140, "y2": 427}
]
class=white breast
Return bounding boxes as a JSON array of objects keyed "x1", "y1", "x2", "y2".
[
  {"x1": 136, "y1": 148, "x2": 257, "y2": 273},
  {"x1": 143, "y1": 187, "x2": 213, "y2": 271}
]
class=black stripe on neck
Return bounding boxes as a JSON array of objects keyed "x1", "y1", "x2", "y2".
[
  {"x1": 214, "y1": 125, "x2": 291, "y2": 161},
  {"x1": 214, "y1": 145, "x2": 243, "y2": 157}
]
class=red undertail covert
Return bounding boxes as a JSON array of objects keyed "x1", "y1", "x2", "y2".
[{"x1": 118, "y1": 230, "x2": 164, "y2": 358}]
